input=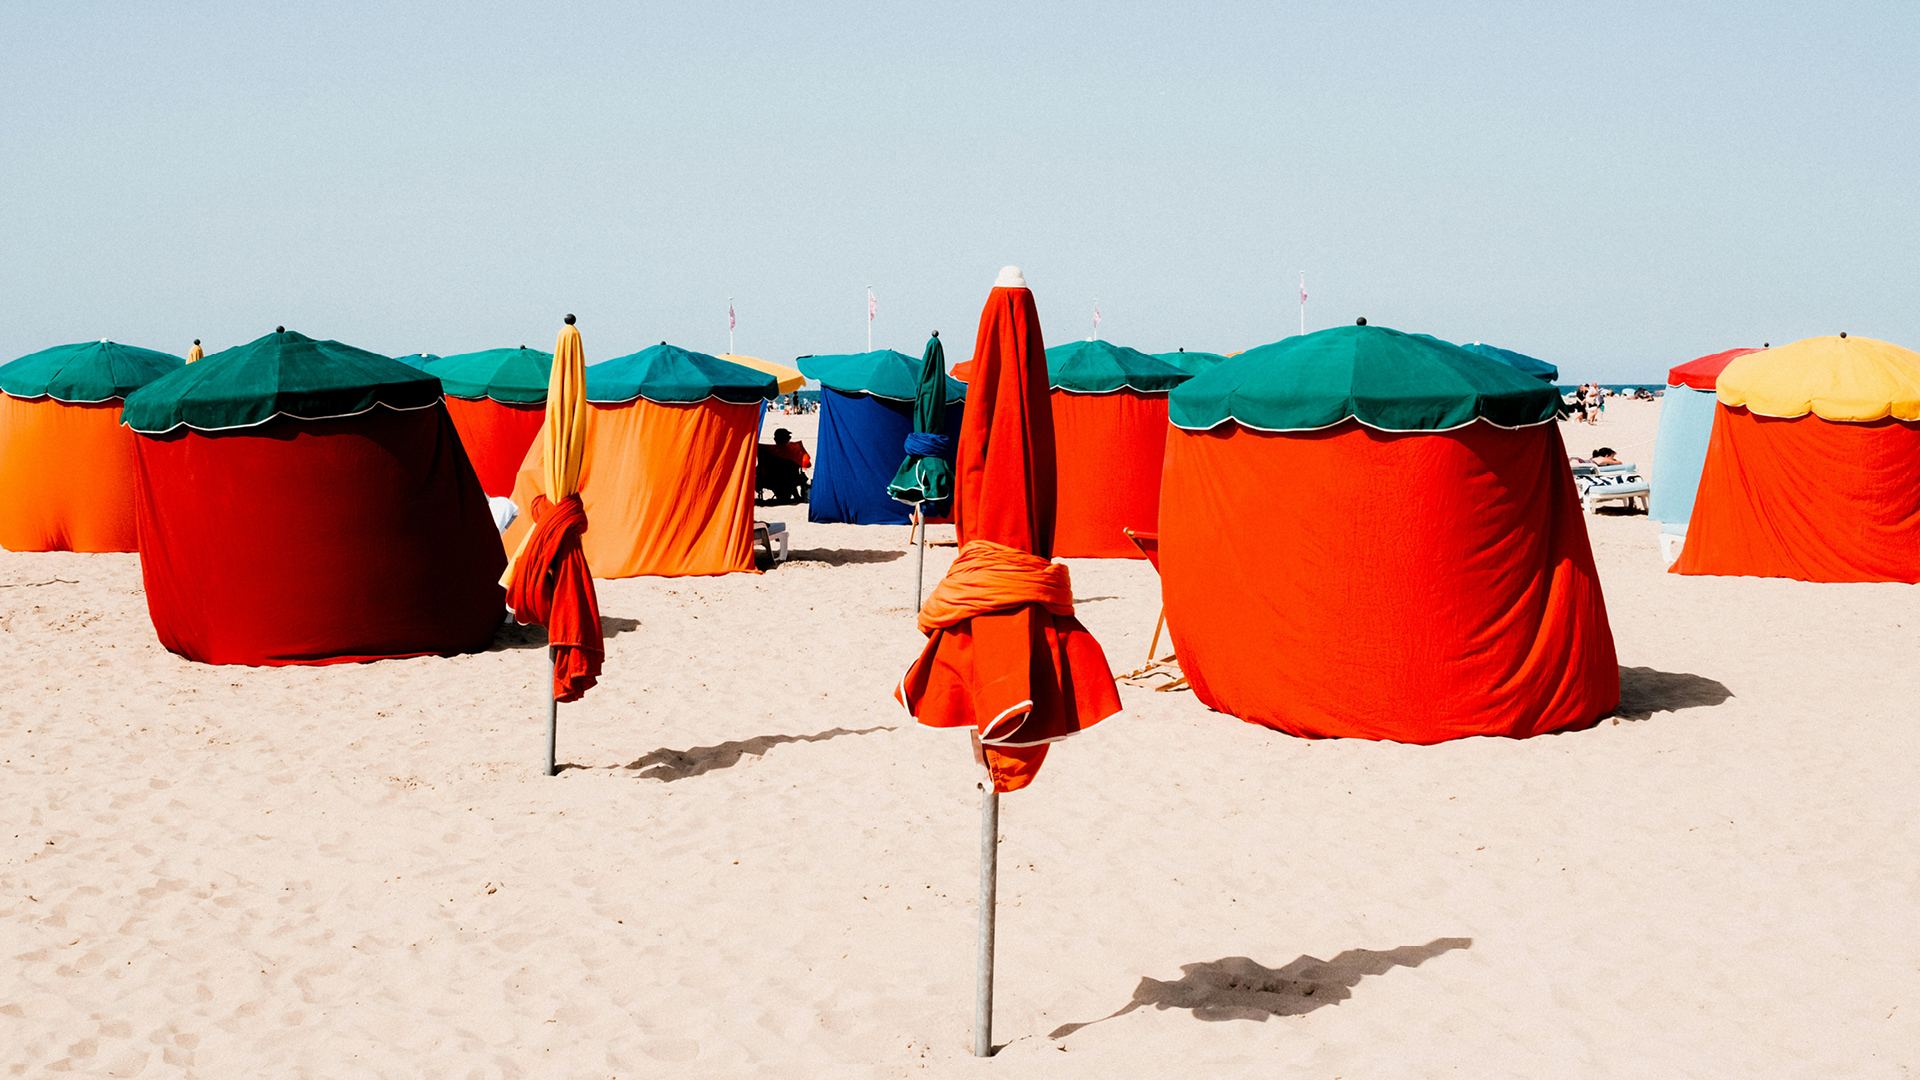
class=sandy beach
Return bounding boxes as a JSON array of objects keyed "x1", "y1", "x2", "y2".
[{"x1": 4, "y1": 396, "x2": 1918, "y2": 1077}]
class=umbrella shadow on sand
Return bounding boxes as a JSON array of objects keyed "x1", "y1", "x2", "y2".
[
  {"x1": 1610, "y1": 666, "x2": 1732, "y2": 721},
  {"x1": 785, "y1": 548, "x2": 906, "y2": 566},
  {"x1": 490, "y1": 616, "x2": 640, "y2": 651},
  {"x1": 1049, "y1": 938, "x2": 1472, "y2": 1039},
  {"x1": 618, "y1": 726, "x2": 893, "y2": 781}
]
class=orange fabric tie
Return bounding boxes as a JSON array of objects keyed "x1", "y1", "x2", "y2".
[{"x1": 917, "y1": 540, "x2": 1074, "y2": 635}]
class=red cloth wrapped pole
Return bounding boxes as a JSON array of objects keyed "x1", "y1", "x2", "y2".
[
  {"x1": 897, "y1": 273, "x2": 1121, "y2": 793},
  {"x1": 506, "y1": 494, "x2": 603, "y2": 702}
]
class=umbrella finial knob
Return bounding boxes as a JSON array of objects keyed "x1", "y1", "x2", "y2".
[
  {"x1": 994, "y1": 265, "x2": 1027, "y2": 288},
  {"x1": 1840, "y1": 331, "x2": 1847, "y2": 338},
  {"x1": 1356, "y1": 317, "x2": 1368, "y2": 326},
  {"x1": 931, "y1": 330, "x2": 939, "y2": 338},
  {"x1": 276, "y1": 326, "x2": 285, "y2": 333},
  {"x1": 564, "y1": 313, "x2": 576, "y2": 325}
]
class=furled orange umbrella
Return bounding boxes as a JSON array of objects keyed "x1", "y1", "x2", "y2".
[
  {"x1": 505, "y1": 314, "x2": 602, "y2": 775},
  {"x1": 897, "y1": 266, "x2": 1121, "y2": 1055}
]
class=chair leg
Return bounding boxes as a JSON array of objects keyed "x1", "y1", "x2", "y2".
[{"x1": 1147, "y1": 608, "x2": 1165, "y2": 663}]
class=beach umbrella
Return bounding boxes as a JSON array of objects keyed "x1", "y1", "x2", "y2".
[
  {"x1": 1044, "y1": 340, "x2": 1190, "y2": 558},
  {"x1": 186, "y1": 340, "x2": 203, "y2": 364},
  {"x1": 432, "y1": 346, "x2": 553, "y2": 497},
  {"x1": 391, "y1": 353, "x2": 441, "y2": 371},
  {"x1": 717, "y1": 353, "x2": 805, "y2": 394},
  {"x1": 795, "y1": 348, "x2": 967, "y2": 525},
  {"x1": 1458, "y1": 341, "x2": 1560, "y2": 382},
  {"x1": 887, "y1": 332, "x2": 958, "y2": 606},
  {"x1": 504, "y1": 315, "x2": 602, "y2": 775},
  {"x1": 897, "y1": 266, "x2": 1122, "y2": 1055},
  {"x1": 1152, "y1": 348, "x2": 1230, "y2": 375}
]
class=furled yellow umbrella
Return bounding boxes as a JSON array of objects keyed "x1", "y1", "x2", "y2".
[
  {"x1": 186, "y1": 339, "x2": 203, "y2": 363},
  {"x1": 718, "y1": 353, "x2": 806, "y2": 395},
  {"x1": 504, "y1": 314, "x2": 603, "y2": 775}
]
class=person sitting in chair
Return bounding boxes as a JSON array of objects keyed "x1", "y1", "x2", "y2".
[
  {"x1": 756, "y1": 428, "x2": 812, "y2": 504},
  {"x1": 769, "y1": 428, "x2": 810, "y2": 469}
]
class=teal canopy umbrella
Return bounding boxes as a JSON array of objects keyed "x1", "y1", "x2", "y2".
[
  {"x1": 1046, "y1": 339, "x2": 1190, "y2": 392},
  {"x1": 1170, "y1": 322, "x2": 1564, "y2": 434},
  {"x1": 2, "y1": 340, "x2": 185, "y2": 402},
  {"x1": 391, "y1": 353, "x2": 441, "y2": 371},
  {"x1": 121, "y1": 329, "x2": 437, "y2": 434},
  {"x1": 1152, "y1": 349, "x2": 1232, "y2": 377},
  {"x1": 800, "y1": 348, "x2": 966, "y2": 402},
  {"x1": 585, "y1": 342, "x2": 778, "y2": 404},
  {"x1": 885, "y1": 334, "x2": 959, "y2": 607},
  {"x1": 1458, "y1": 341, "x2": 1559, "y2": 383},
  {"x1": 433, "y1": 346, "x2": 553, "y2": 402}
]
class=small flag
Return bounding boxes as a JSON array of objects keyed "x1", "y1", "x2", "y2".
[
  {"x1": 868, "y1": 287, "x2": 877, "y2": 322},
  {"x1": 1093, "y1": 299, "x2": 1102, "y2": 334},
  {"x1": 1300, "y1": 273, "x2": 1307, "y2": 305},
  {"x1": 729, "y1": 299, "x2": 736, "y2": 331}
]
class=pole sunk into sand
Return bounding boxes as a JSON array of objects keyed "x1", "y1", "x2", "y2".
[{"x1": 976, "y1": 783, "x2": 999, "y2": 1056}]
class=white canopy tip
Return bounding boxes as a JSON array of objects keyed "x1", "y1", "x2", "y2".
[{"x1": 994, "y1": 265, "x2": 1027, "y2": 288}]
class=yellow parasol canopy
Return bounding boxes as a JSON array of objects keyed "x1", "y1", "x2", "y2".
[
  {"x1": 718, "y1": 353, "x2": 805, "y2": 394},
  {"x1": 186, "y1": 340, "x2": 203, "y2": 364},
  {"x1": 545, "y1": 320, "x2": 590, "y2": 500},
  {"x1": 1717, "y1": 334, "x2": 1920, "y2": 422}
]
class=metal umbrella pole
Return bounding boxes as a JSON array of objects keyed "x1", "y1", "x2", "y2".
[
  {"x1": 914, "y1": 505, "x2": 928, "y2": 610},
  {"x1": 544, "y1": 647, "x2": 558, "y2": 777},
  {"x1": 975, "y1": 783, "x2": 999, "y2": 1057}
]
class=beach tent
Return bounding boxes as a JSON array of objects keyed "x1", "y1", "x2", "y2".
[
  {"x1": 1153, "y1": 349, "x2": 1231, "y2": 376},
  {"x1": 122, "y1": 329, "x2": 506, "y2": 665},
  {"x1": 1458, "y1": 342, "x2": 1560, "y2": 382},
  {"x1": 392, "y1": 353, "x2": 440, "y2": 370},
  {"x1": 430, "y1": 346, "x2": 552, "y2": 497},
  {"x1": 1160, "y1": 322, "x2": 1617, "y2": 742},
  {"x1": 1044, "y1": 340, "x2": 1191, "y2": 558},
  {"x1": 503, "y1": 342, "x2": 778, "y2": 577},
  {"x1": 717, "y1": 354, "x2": 806, "y2": 394},
  {"x1": 797, "y1": 349, "x2": 966, "y2": 525},
  {"x1": 1648, "y1": 347, "x2": 1763, "y2": 541},
  {"x1": 0, "y1": 340, "x2": 184, "y2": 552},
  {"x1": 1675, "y1": 335, "x2": 1920, "y2": 583}
]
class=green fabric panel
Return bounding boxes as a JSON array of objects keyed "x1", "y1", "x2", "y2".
[
  {"x1": 888, "y1": 335, "x2": 957, "y2": 504},
  {"x1": 798, "y1": 349, "x2": 967, "y2": 402},
  {"x1": 1046, "y1": 339, "x2": 1191, "y2": 393},
  {"x1": 585, "y1": 343, "x2": 778, "y2": 404},
  {"x1": 1153, "y1": 350, "x2": 1232, "y2": 376},
  {"x1": 432, "y1": 346, "x2": 553, "y2": 403},
  {"x1": 391, "y1": 353, "x2": 441, "y2": 371},
  {"x1": 120, "y1": 330, "x2": 441, "y2": 434},
  {"x1": 1, "y1": 340, "x2": 185, "y2": 402},
  {"x1": 1167, "y1": 324, "x2": 1565, "y2": 432},
  {"x1": 1458, "y1": 342, "x2": 1559, "y2": 382}
]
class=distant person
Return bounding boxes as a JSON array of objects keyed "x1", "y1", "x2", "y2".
[{"x1": 1591, "y1": 447, "x2": 1620, "y2": 466}]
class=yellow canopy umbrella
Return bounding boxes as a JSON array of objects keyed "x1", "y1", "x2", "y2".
[
  {"x1": 1718, "y1": 334, "x2": 1920, "y2": 422},
  {"x1": 186, "y1": 339, "x2": 203, "y2": 363},
  {"x1": 718, "y1": 353, "x2": 805, "y2": 395}
]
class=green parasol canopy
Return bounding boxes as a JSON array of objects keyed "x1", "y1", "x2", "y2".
[
  {"x1": 886, "y1": 333, "x2": 957, "y2": 505},
  {"x1": 1152, "y1": 349, "x2": 1232, "y2": 376},
  {"x1": 432, "y1": 346, "x2": 553, "y2": 403},
  {"x1": 1168, "y1": 322, "x2": 1566, "y2": 433},
  {"x1": 1458, "y1": 342, "x2": 1559, "y2": 382},
  {"x1": 585, "y1": 342, "x2": 778, "y2": 405},
  {"x1": 121, "y1": 329, "x2": 440, "y2": 434},
  {"x1": 1046, "y1": 339, "x2": 1191, "y2": 393},
  {"x1": 1, "y1": 340, "x2": 185, "y2": 402},
  {"x1": 391, "y1": 353, "x2": 441, "y2": 371},
  {"x1": 799, "y1": 349, "x2": 967, "y2": 402}
]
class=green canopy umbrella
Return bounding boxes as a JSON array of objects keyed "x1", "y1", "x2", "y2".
[
  {"x1": 1169, "y1": 320, "x2": 1564, "y2": 434},
  {"x1": 1458, "y1": 341, "x2": 1560, "y2": 383},
  {"x1": 391, "y1": 353, "x2": 441, "y2": 371},
  {"x1": 1152, "y1": 348, "x2": 1232, "y2": 377},
  {"x1": 121, "y1": 329, "x2": 437, "y2": 434},
  {"x1": 2, "y1": 340, "x2": 185, "y2": 402},
  {"x1": 432, "y1": 346, "x2": 554, "y2": 402},
  {"x1": 885, "y1": 333, "x2": 957, "y2": 607},
  {"x1": 1045, "y1": 338, "x2": 1189, "y2": 392}
]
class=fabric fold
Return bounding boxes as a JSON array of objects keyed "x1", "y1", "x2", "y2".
[{"x1": 506, "y1": 494, "x2": 604, "y2": 702}]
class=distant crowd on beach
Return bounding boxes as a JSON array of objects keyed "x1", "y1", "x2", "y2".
[{"x1": 1566, "y1": 382, "x2": 1659, "y2": 424}]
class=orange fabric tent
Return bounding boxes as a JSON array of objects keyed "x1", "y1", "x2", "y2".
[
  {"x1": 1675, "y1": 335, "x2": 1920, "y2": 583},
  {"x1": 503, "y1": 399, "x2": 761, "y2": 577},
  {"x1": 0, "y1": 398, "x2": 144, "y2": 552},
  {"x1": 1050, "y1": 389, "x2": 1170, "y2": 558}
]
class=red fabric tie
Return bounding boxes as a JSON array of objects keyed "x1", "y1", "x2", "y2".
[{"x1": 507, "y1": 494, "x2": 604, "y2": 702}]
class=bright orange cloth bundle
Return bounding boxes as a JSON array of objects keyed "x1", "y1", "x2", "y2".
[
  {"x1": 506, "y1": 494, "x2": 604, "y2": 702},
  {"x1": 917, "y1": 540, "x2": 1074, "y2": 634}
]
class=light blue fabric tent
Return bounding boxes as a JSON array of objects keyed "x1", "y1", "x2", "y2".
[
  {"x1": 1648, "y1": 383, "x2": 1720, "y2": 538},
  {"x1": 797, "y1": 351, "x2": 966, "y2": 525}
]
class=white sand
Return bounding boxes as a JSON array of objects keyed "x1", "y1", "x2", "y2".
[{"x1": 4, "y1": 398, "x2": 1918, "y2": 1077}]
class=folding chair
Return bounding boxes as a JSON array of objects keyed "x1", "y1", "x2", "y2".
[{"x1": 1118, "y1": 527, "x2": 1187, "y2": 692}]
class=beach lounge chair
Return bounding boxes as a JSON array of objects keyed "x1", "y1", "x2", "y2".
[
  {"x1": 1117, "y1": 528, "x2": 1186, "y2": 692},
  {"x1": 1573, "y1": 462, "x2": 1650, "y2": 514},
  {"x1": 754, "y1": 520, "x2": 789, "y2": 564}
]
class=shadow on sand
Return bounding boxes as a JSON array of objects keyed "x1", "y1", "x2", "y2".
[
  {"x1": 1049, "y1": 938, "x2": 1472, "y2": 1038},
  {"x1": 620, "y1": 726, "x2": 893, "y2": 781},
  {"x1": 785, "y1": 548, "x2": 907, "y2": 566},
  {"x1": 1612, "y1": 666, "x2": 1733, "y2": 721},
  {"x1": 489, "y1": 616, "x2": 641, "y2": 651}
]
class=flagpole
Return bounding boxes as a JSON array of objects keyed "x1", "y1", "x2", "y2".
[{"x1": 975, "y1": 782, "x2": 999, "y2": 1057}]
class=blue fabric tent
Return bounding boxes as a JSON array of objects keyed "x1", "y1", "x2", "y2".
[
  {"x1": 1648, "y1": 383, "x2": 1720, "y2": 537},
  {"x1": 798, "y1": 350, "x2": 966, "y2": 525}
]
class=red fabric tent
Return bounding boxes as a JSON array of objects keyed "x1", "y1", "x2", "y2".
[
  {"x1": 444, "y1": 396, "x2": 545, "y2": 498},
  {"x1": 1667, "y1": 346, "x2": 1761, "y2": 391},
  {"x1": 133, "y1": 406, "x2": 506, "y2": 665},
  {"x1": 1051, "y1": 388, "x2": 1169, "y2": 558},
  {"x1": 1160, "y1": 419, "x2": 1618, "y2": 742},
  {"x1": 897, "y1": 272, "x2": 1121, "y2": 792}
]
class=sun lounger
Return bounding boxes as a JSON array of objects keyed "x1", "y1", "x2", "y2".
[
  {"x1": 1572, "y1": 463, "x2": 1649, "y2": 514},
  {"x1": 754, "y1": 520, "x2": 789, "y2": 564}
]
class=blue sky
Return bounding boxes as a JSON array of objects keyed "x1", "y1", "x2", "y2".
[{"x1": 3, "y1": 1, "x2": 1914, "y2": 380}]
